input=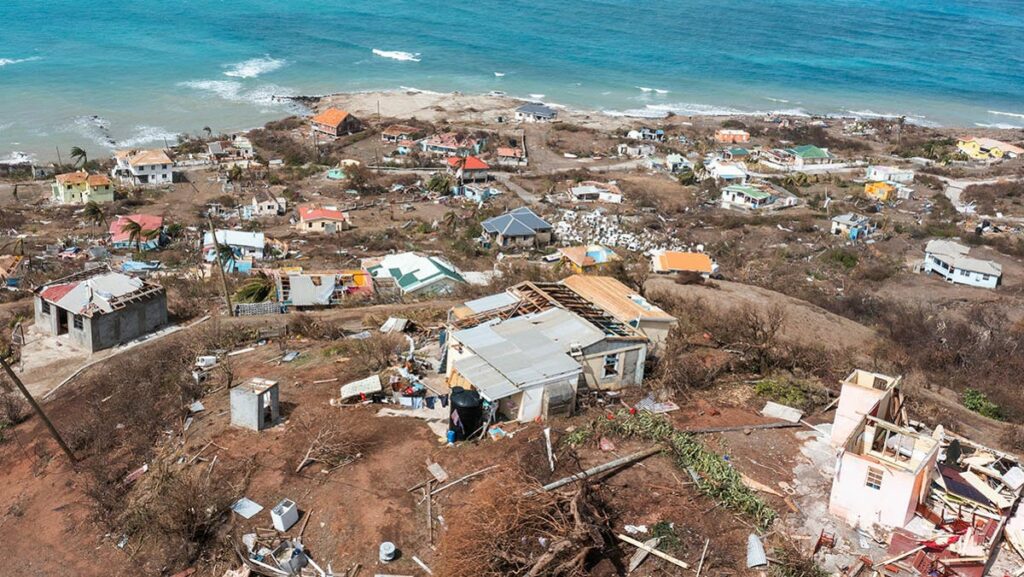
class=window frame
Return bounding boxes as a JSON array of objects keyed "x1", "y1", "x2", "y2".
[
  {"x1": 865, "y1": 466, "x2": 883, "y2": 490},
  {"x1": 602, "y1": 353, "x2": 620, "y2": 378}
]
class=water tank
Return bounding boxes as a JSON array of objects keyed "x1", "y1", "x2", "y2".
[{"x1": 449, "y1": 387, "x2": 483, "y2": 441}]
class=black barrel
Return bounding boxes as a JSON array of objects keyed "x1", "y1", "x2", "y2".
[{"x1": 449, "y1": 386, "x2": 483, "y2": 441}]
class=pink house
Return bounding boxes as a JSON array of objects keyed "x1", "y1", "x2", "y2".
[{"x1": 828, "y1": 370, "x2": 940, "y2": 530}]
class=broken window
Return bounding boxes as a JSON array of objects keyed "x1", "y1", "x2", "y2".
[
  {"x1": 41, "y1": 301, "x2": 50, "y2": 315},
  {"x1": 866, "y1": 467, "x2": 883, "y2": 490},
  {"x1": 73, "y1": 314, "x2": 83, "y2": 330},
  {"x1": 603, "y1": 353, "x2": 620, "y2": 378}
]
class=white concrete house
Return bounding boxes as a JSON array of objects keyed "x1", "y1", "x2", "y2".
[
  {"x1": 865, "y1": 165, "x2": 914, "y2": 184},
  {"x1": 707, "y1": 158, "x2": 748, "y2": 183},
  {"x1": 923, "y1": 239, "x2": 1001, "y2": 289},
  {"x1": 515, "y1": 103, "x2": 557, "y2": 123},
  {"x1": 112, "y1": 149, "x2": 174, "y2": 186}
]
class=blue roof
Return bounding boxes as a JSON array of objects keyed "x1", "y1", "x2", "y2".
[{"x1": 482, "y1": 207, "x2": 552, "y2": 237}]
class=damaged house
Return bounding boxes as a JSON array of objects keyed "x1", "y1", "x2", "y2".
[
  {"x1": 444, "y1": 278, "x2": 656, "y2": 422},
  {"x1": 828, "y1": 369, "x2": 1024, "y2": 577},
  {"x1": 33, "y1": 268, "x2": 167, "y2": 352},
  {"x1": 273, "y1": 268, "x2": 374, "y2": 309}
]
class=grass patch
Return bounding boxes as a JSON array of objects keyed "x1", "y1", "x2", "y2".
[{"x1": 651, "y1": 520, "x2": 681, "y2": 552}]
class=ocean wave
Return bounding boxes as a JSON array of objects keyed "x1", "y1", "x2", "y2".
[
  {"x1": 636, "y1": 86, "x2": 670, "y2": 94},
  {"x1": 603, "y1": 102, "x2": 812, "y2": 119},
  {"x1": 372, "y1": 49, "x2": 421, "y2": 62},
  {"x1": 529, "y1": 93, "x2": 545, "y2": 100},
  {"x1": 601, "y1": 108, "x2": 670, "y2": 119},
  {"x1": 117, "y1": 125, "x2": 181, "y2": 148},
  {"x1": 0, "y1": 151, "x2": 34, "y2": 165},
  {"x1": 494, "y1": 72, "x2": 505, "y2": 77},
  {"x1": 180, "y1": 79, "x2": 298, "y2": 106},
  {"x1": 397, "y1": 86, "x2": 444, "y2": 95},
  {"x1": 988, "y1": 110, "x2": 1024, "y2": 120},
  {"x1": 843, "y1": 109, "x2": 938, "y2": 127},
  {"x1": 975, "y1": 122, "x2": 1024, "y2": 130},
  {"x1": 67, "y1": 115, "x2": 116, "y2": 148},
  {"x1": 764, "y1": 97, "x2": 790, "y2": 103},
  {"x1": 223, "y1": 56, "x2": 286, "y2": 79},
  {"x1": 0, "y1": 56, "x2": 40, "y2": 67}
]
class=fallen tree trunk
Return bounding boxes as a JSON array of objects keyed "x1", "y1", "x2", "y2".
[{"x1": 525, "y1": 445, "x2": 663, "y2": 496}]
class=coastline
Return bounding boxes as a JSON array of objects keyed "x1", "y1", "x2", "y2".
[{"x1": 4, "y1": 87, "x2": 1024, "y2": 165}]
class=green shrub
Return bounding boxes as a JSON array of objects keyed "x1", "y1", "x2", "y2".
[
  {"x1": 962, "y1": 388, "x2": 1003, "y2": 420},
  {"x1": 754, "y1": 378, "x2": 826, "y2": 411},
  {"x1": 826, "y1": 248, "x2": 858, "y2": 269}
]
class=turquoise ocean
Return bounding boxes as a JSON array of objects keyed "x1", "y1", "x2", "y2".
[{"x1": 1, "y1": 0, "x2": 1023, "y2": 162}]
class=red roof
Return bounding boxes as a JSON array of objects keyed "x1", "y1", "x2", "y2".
[
  {"x1": 300, "y1": 206, "x2": 347, "y2": 221},
  {"x1": 109, "y1": 214, "x2": 164, "y2": 243},
  {"x1": 40, "y1": 282, "x2": 78, "y2": 303},
  {"x1": 446, "y1": 156, "x2": 490, "y2": 171}
]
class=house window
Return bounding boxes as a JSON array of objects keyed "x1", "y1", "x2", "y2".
[
  {"x1": 602, "y1": 354, "x2": 620, "y2": 378},
  {"x1": 866, "y1": 467, "x2": 883, "y2": 490},
  {"x1": 73, "y1": 315, "x2": 83, "y2": 330},
  {"x1": 41, "y1": 301, "x2": 50, "y2": 314}
]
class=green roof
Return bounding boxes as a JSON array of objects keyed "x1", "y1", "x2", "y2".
[
  {"x1": 725, "y1": 184, "x2": 772, "y2": 200},
  {"x1": 789, "y1": 144, "x2": 831, "y2": 160}
]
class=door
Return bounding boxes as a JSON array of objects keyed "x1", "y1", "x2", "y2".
[
  {"x1": 519, "y1": 387, "x2": 544, "y2": 422},
  {"x1": 57, "y1": 309, "x2": 69, "y2": 335}
]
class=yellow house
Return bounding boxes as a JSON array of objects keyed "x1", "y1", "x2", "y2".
[
  {"x1": 558, "y1": 244, "x2": 621, "y2": 274},
  {"x1": 864, "y1": 181, "x2": 896, "y2": 202},
  {"x1": 51, "y1": 171, "x2": 115, "y2": 205},
  {"x1": 957, "y1": 137, "x2": 1024, "y2": 161}
]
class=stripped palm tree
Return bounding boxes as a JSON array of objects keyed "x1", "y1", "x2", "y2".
[
  {"x1": 70, "y1": 146, "x2": 88, "y2": 168},
  {"x1": 442, "y1": 210, "x2": 458, "y2": 234},
  {"x1": 84, "y1": 200, "x2": 106, "y2": 232},
  {"x1": 119, "y1": 218, "x2": 157, "y2": 254},
  {"x1": 233, "y1": 272, "x2": 274, "y2": 303}
]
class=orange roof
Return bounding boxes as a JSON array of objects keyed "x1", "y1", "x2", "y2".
[
  {"x1": 497, "y1": 146, "x2": 524, "y2": 158},
  {"x1": 299, "y1": 205, "x2": 347, "y2": 222},
  {"x1": 311, "y1": 108, "x2": 350, "y2": 128},
  {"x1": 447, "y1": 155, "x2": 490, "y2": 170},
  {"x1": 55, "y1": 171, "x2": 89, "y2": 185},
  {"x1": 655, "y1": 251, "x2": 714, "y2": 274},
  {"x1": 56, "y1": 170, "x2": 110, "y2": 187}
]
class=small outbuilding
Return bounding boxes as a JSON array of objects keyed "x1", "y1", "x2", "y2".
[{"x1": 230, "y1": 378, "x2": 280, "y2": 431}]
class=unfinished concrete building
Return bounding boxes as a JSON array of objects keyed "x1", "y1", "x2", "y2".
[
  {"x1": 230, "y1": 378, "x2": 280, "y2": 431},
  {"x1": 33, "y1": 268, "x2": 167, "y2": 352}
]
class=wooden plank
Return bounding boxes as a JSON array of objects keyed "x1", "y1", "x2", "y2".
[{"x1": 618, "y1": 534, "x2": 690, "y2": 569}]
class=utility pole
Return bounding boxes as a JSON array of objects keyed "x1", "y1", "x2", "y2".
[
  {"x1": 0, "y1": 354, "x2": 76, "y2": 463},
  {"x1": 207, "y1": 218, "x2": 234, "y2": 317},
  {"x1": 55, "y1": 146, "x2": 63, "y2": 167}
]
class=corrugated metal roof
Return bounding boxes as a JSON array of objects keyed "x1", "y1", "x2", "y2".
[
  {"x1": 39, "y1": 272, "x2": 148, "y2": 316},
  {"x1": 204, "y1": 230, "x2": 265, "y2": 249},
  {"x1": 452, "y1": 308, "x2": 599, "y2": 399},
  {"x1": 463, "y1": 291, "x2": 519, "y2": 315}
]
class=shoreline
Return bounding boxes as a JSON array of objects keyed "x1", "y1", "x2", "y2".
[{"x1": 4, "y1": 87, "x2": 1023, "y2": 165}]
